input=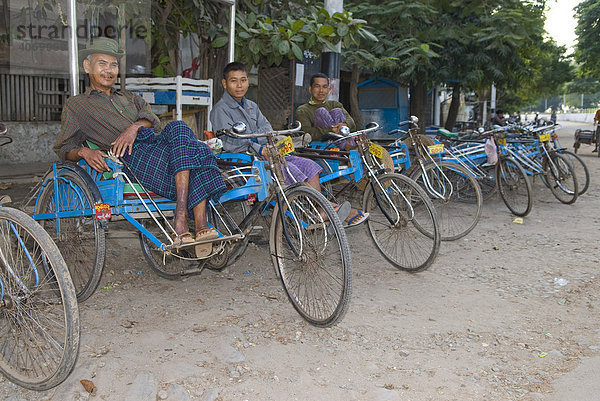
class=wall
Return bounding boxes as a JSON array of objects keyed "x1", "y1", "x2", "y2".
[
  {"x1": 0, "y1": 122, "x2": 60, "y2": 164},
  {"x1": 558, "y1": 113, "x2": 594, "y2": 123}
]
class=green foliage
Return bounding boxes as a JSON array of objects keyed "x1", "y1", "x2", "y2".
[
  {"x1": 346, "y1": 0, "x2": 570, "y2": 113},
  {"x1": 217, "y1": 5, "x2": 376, "y2": 67},
  {"x1": 346, "y1": 0, "x2": 441, "y2": 84},
  {"x1": 151, "y1": 55, "x2": 175, "y2": 77},
  {"x1": 566, "y1": 76, "x2": 600, "y2": 94},
  {"x1": 574, "y1": 0, "x2": 600, "y2": 78}
]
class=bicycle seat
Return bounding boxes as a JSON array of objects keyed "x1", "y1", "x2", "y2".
[{"x1": 437, "y1": 128, "x2": 458, "y2": 139}]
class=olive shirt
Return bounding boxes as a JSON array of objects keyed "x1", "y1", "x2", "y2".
[
  {"x1": 295, "y1": 100, "x2": 356, "y2": 141},
  {"x1": 54, "y1": 87, "x2": 160, "y2": 160}
]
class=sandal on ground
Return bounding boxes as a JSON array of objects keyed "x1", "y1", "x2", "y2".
[
  {"x1": 171, "y1": 231, "x2": 194, "y2": 244},
  {"x1": 345, "y1": 210, "x2": 369, "y2": 228},
  {"x1": 195, "y1": 227, "x2": 219, "y2": 258}
]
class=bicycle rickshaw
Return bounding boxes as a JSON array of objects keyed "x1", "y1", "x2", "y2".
[
  {"x1": 0, "y1": 122, "x2": 80, "y2": 390},
  {"x1": 29, "y1": 122, "x2": 352, "y2": 327},
  {"x1": 294, "y1": 122, "x2": 441, "y2": 272},
  {"x1": 367, "y1": 117, "x2": 483, "y2": 241},
  {"x1": 573, "y1": 124, "x2": 599, "y2": 155}
]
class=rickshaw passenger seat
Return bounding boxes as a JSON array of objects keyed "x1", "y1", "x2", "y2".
[{"x1": 85, "y1": 140, "x2": 157, "y2": 197}]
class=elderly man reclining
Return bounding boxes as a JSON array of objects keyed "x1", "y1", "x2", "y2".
[{"x1": 54, "y1": 37, "x2": 225, "y2": 257}]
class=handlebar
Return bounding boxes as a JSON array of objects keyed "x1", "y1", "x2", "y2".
[
  {"x1": 216, "y1": 121, "x2": 302, "y2": 139},
  {"x1": 326, "y1": 122, "x2": 381, "y2": 140}
]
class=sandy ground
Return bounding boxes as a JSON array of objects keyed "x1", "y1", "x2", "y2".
[{"x1": 1, "y1": 121, "x2": 599, "y2": 401}]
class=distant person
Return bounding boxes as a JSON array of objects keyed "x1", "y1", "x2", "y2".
[
  {"x1": 550, "y1": 110, "x2": 557, "y2": 124},
  {"x1": 296, "y1": 73, "x2": 356, "y2": 143},
  {"x1": 491, "y1": 109, "x2": 508, "y2": 127}
]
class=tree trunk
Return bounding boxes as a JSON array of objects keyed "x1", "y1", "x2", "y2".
[
  {"x1": 158, "y1": 0, "x2": 177, "y2": 74},
  {"x1": 349, "y1": 64, "x2": 363, "y2": 130},
  {"x1": 410, "y1": 80, "x2": 427, "y2": 133},
  {"x1": 444, "y1": 83, "x2": 461, "y2": 131}
]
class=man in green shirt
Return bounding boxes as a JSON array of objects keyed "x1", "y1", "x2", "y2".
[{"x1": 296, "y1": 73, "x2": 356, "y2": 142}]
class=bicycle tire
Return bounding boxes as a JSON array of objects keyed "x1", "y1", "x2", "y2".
[
  {"x1": 543, "y1": 153, "x2": 578, "y2": 204},
  {"x1": 409, "y1": 161, "x2": 482, "y2": 241},
  {"x1": 0, "y1": 207, "x2": 80, "y2": 390},
  {"x1": 559, "y1": 150, "x2": 589, "y2": 195},
  {"x1": 269, "y1": 185, "x2": 351, "y2": 327},
  {"x1": 36, "y1": 165, "x2": 106, "y2": 302},
  {"x1": 206, "y1": 198, "x2": 250, "y2": 271},
  {"x1": 362, "y1": 173, "x2": 440, "y2": 272},
  {"x1": 496, "y1": 157, "x2": 533, "y2": 217}
]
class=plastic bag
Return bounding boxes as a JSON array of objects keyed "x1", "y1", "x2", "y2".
[
  {"x1": 484, "y1": 138, "x2": 498, "y2": 165},
  {"x1": 205, "y1": 137, "x2": 223, "y2": 155}
]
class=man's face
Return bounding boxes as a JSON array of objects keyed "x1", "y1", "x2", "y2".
[
  {"x1": 83, "y1": 53, "x2": 119, "y2": 91},
  {"x1": 309, "y1": 77, "x2": 330, "y2": 103},
  {"x1": 222, "y1": 70, "x2": 249, "y2": 102}
]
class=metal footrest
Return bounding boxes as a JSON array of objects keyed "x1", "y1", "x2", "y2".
[{"x1": 166, "y1": 233, "x2": 245, "y2": 251}]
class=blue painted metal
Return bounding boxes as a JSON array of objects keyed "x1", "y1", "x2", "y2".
[
  {"x1": 130, "y1": 90, "x2": 209, "y2": 105},
  {"x1": 9, "y1": 221, "x2": 39, "y2": 286},
  {"x1": 30, "y1": 150, "x2": 278, "y2": 259}
]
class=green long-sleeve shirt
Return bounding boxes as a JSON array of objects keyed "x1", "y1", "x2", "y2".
[{"x1": 296, "y1": 100, "x2": 356, "y2": 141}]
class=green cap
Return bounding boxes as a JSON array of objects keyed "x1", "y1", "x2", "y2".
[{"x1": 79, "y1": 37, "x2": 125, "y2": 63}]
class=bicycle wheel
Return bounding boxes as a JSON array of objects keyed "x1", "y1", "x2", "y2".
[
  {"x1": 559, "y1": 150, "x2": 589, "y2": 195},
  {"x1": 477, "y1": 166, "x2": 498, "y2": 201},
  {"x1": 205, "y1": 196, "x2": 250, "y2": 271},
  {"x1": 269, "y1": 185, "x2": 351, "y2": 327},
  {"x1": 362, "y1": 173, "x2": 440, "y2": 272},
  {"x1": 410, "y1": 161, "x2": 482, "y2": 241},
  {"x1": 496, "y1": 157, "x2": 533, "y2": 217},
  {"x1": 0, "y1": 207, "x2": 79, "y2": 390},
  {"x1": 36, "y1": 164, "x2": 106, "y2": 302},
  {"x1": 543, "y1": 153, "x2": 578, "y2": 204}
]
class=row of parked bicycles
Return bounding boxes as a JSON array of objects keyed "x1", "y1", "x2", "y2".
[{"x1": 0, "y1": 116, "x2": 588, "y2": 391}]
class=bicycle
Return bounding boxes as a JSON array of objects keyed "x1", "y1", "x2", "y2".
[
  {"x1": 216, "y1": 122, "x2": 352, "y2": 326},
  {"x1": 437, "y1": 127, "x2": 534, "y2": 217},
  {"x1": 295, "y1": 122, "x2": 440, "y2": 272},
  {"x1": 30, "y1": 121, "x2": 351, "y2": 327},
  {"x1": 384, "y1": 117, "x2": 483, "y2": 241},
  {"x1": 0, "y1": 122, "x2": 79, "y2": 390},
  {"x1": 505, "y1": 124, "x2": 578, "y2": 205}
]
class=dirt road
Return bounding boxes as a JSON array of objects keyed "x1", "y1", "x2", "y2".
[{"x1": 1, "y1": 121, "x2": 599, "y2": 401}]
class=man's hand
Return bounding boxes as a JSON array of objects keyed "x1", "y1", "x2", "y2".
[
  {"x1": 79, "y1": 148, "x2": 109, "y2": 172},
  {"x1": 331, "y1": 122, "x2": 348, "y2": 135},
  {"x1": 261, "y1": 146, "x2": 270, "y2": 160},
  {"x1": 111, "y1": 124, "x2": 140, "y2": 157}
]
